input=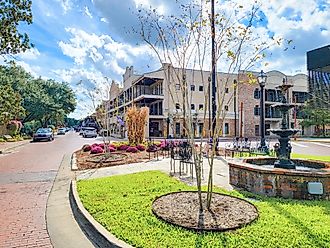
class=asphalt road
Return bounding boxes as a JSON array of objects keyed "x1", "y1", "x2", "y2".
[
  {"x1": 0, "y1": 132, "x2": 101, "y2": 248},
  {"x1": 216, "y1": 140, "x2": 330, "y2": 156}
]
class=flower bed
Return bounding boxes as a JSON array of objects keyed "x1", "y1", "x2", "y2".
[{"x1": 75, "y1": 142, "x2": 151, "y2": 170}]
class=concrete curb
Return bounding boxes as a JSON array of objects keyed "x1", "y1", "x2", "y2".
[
  {"x1": 70, "y1": 180, "x2": 133, "y2": 248},
  {"x1": 217, "y1": 155, "x2": 229, "y2": 165},
  {"x1": 46, "y1": 155, "x2": 94, "y2": 248},
  {"x1": 71, "y1": 152, "x2": 78, "y2": 171}
]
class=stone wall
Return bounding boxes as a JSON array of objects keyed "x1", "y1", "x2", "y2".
[{"x1": 229, "y1": 161, "x2": 330, "y2": 200}]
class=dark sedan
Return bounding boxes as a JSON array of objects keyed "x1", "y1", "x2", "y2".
[{"x1": 33, "y1": 128, "x2": 54, "y2": 142}]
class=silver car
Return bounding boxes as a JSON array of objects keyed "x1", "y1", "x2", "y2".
[{"x1": 33, "y1": 128, "x2": 54, "y2": 142}]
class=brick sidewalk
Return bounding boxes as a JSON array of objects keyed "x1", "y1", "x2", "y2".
[
  {"x1": 0, "y1": 182, "x2": 52, "y2": 248},
  {"x1": 0, "y1": 140, "x2": 31, "y2": 154},
  {"x1": 0, "y1": 132, "x2": 96, "y2": 248}
]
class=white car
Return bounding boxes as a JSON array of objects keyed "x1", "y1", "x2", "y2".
[
  {"x1": 82, "y1": 127, "x2": 97, "y2": 138},
  {"x1": 57, "y1": 128, "x2": 66, "y2": 135}
]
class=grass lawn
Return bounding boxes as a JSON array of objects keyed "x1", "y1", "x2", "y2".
[
  {"x1": 77, "y1": 171, "x2": 330, "y2": 248},
  {"x1": 291, "y1": 153, "x2": 330, "y2": 162},
  {"x1": 233, "y1": 152, "x2": 330, "y2": 163}
]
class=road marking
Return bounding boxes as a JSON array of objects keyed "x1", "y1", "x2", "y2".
[
  {"x1": 313, "y1": 142, "x2": 330, "y2": 148},
  {"x1": 291, "y1": 142, "x2": 308, "y2": 148}
]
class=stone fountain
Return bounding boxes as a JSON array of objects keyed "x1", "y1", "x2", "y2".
[
  {"x1": 270, "y1": 79, "x2": 299, "y2": 169},
  {"x1": 228, "y1": 78, "x2": 330, "y2": 200}
]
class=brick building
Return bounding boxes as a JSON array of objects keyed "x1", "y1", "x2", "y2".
[{"x1": 105, "y1": 64, "x2": 311, "y2": 138}]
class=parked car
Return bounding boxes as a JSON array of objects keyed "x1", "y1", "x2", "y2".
[
  {"x1": 33, "y1": 128, "x2": 54, "y2": 142},
  {"x1": 57, "y1": 128, "x2": 66, "y2": 135},
  {"x1": 82, "y1": 127, "x2": 97, "y2": 138}
]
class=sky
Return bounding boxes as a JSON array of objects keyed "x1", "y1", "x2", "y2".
[{"x1": 3, "y1": 0, "x2": 330, "y2": 119}]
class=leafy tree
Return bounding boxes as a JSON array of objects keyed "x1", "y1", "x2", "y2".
[
  {"x1": 301, "y1": 101, "x2": 330, "y2": 136},
  {"x1": 64, "y1": 117, "x2": 80, "y2": 127},
  {"x1": 0, "y1": 82, "x2": 25, "y2": 125},
  {"x1": 0, "y1": 63, "x2": 77, "y2": 127},
  {"x1": 0, "y1": 0, "x2": 33, "y2": 55}
]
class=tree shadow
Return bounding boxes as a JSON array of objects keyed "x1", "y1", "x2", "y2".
[
  {"x1": 270, "y1": 201, "x2": 327, "y2": 247},
  {"x1": 195, "y1": 207, "x2": 228, "y2": 248}
]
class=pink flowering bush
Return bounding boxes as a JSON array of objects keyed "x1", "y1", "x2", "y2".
[
  {"x1": 108, "y1": 146, "x2": 116, "y2": 152},
  {"x1": 126, "y1": 146, "x2": 138, "y2": 153},
  {"x1": 136, "y1": 144, "x2": 146, "y2": 151},
  {"x1": 90, "y1": 146, "x2": 104, "y2": 154},
  {"x1": 82, "y1": 144, "x2": 92, "y2": 152},
  {"x1": 98, "y1": 143, "x2": 105, "y2": 149},
  {"x1": 118, "y1": 144, "x2": 129, "y2": 151},
  {"x1": 6, "y1": 120, "x2": 23, "y2": 136}
]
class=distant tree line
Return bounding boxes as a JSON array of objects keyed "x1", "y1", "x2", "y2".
[{"x1": 0, "y1": 62, "x2": 77, "y2": 134}]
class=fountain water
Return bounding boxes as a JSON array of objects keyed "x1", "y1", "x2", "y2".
[{"x1": 270, "y1": 79, "x2": 300, "y2": 169}]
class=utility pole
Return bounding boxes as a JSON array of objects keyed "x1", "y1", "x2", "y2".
[{"x1": 234, "y1": 80, "x2": 237, "y2": 137}]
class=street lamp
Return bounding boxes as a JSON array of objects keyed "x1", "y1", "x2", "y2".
[{"x1": 257, "y1": 70, "x2": 268, "y2": 152}]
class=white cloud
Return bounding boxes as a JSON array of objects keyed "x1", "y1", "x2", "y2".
[
  {"x1": 17, "y1": 48, "x2": 41, "y2": 60},
  {"x1": 58, "y1": 27, "x2": 155, "y2": 76},
  {"x1": 55, "y1": 0, "x2": 72, "y2": 14},
  {"x1": 100, "y1": 17, "x2": 108, "y2": 23},
  {"x1": 84, "y1": 6, "x2": 93, "y2": 18},
  {"x1": 15, "y1": 61, "x2": 41, "y2": 78}
]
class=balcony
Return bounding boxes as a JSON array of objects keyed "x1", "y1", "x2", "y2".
[{"x1": 265, "y1": 109, "x2": 282, "y2": 120}]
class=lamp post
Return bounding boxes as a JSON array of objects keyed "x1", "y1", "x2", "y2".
[{"x1": 257, "y1": 70, "x2": 268, "y2": 151}]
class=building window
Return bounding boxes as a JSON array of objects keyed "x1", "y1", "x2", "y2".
[
  {"x1": 255, "y1": 125, "x2": 260, "y2": 136},
  {"x1": 199, "y1": 85, "x2": 204, "y2": 91},
  {"x1": 254, "y1": 88, "x2": 260, "y2": 99},
  {"x1": 191, "y1": 85, "x2": 195, "y2": 91},
  {"x1": 254, "y1": 105, "x2": 260, "y2": 116},
  {"x1": 191, "y1": 104, "x2": 195, "y2": 110},
  {"x1": 175, "y1": 84, "x2": 180, "y2": 90},
  {"x1": 175, "y1": 103, "x2": 180, "y2": 110},
  {"x1": 225, "y1": 87, "x2": 229, "y2": 93},
  {"x1": 198, "y1": 104, "x2": 204, "y2": 110},
  {"x1": 224, "y1": 123, "x2": 229, "y2": 134},
  {"x1": 224, "y1": 105, "x2": 229, "y2": 111}
]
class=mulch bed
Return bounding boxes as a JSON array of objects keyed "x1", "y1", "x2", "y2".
[
  {"x1": 152, "y1": 191, "x2": 258, "y2": 231},
  {"x1": 75, "y1": 150, "x2": 152, "y2": 170}
]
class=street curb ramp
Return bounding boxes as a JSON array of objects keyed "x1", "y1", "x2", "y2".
[{"x1": 69, "y1": 180, "x2": 133, "y2": 248}]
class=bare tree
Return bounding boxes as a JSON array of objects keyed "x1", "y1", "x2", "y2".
[{"x1": 136, "y1": 0, "x2": 286, "y2": 210}]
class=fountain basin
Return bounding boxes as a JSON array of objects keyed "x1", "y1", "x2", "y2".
[
  {"x1": 270, "y1": 128, "x2": 300, "y2": 137},
  {"x1": 228, "y1": 158, "x2": 330, "y2": 200}
]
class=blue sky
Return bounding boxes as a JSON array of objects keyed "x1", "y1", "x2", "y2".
[{"x1": 3, "y1": 0, "x2": 330, "y2": 119}]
